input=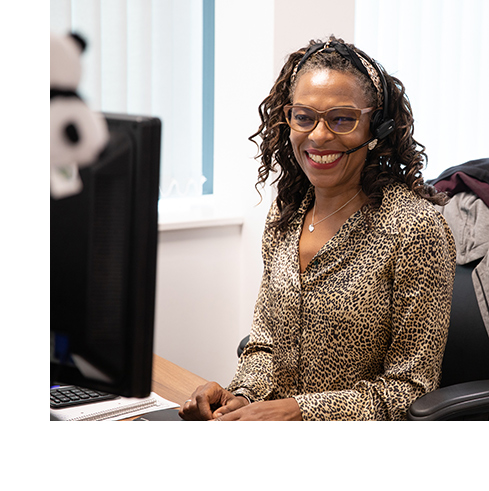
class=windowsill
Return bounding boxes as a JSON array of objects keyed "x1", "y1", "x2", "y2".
[{"x1": 158, "y1": 195, "x2": 245, "y2": 231}]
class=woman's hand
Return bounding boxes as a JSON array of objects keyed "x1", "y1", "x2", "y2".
[
  {"x1": 213, "y1": 398, "x2": 302, "y2": 421},
  {"x1": 178, "y1": 382, "x2": 249, "y2": 420}
]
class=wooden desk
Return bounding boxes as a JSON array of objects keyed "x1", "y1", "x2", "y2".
[
  {"x1": 122, "y1": 355, "x2": 207, "y2": 420},
  {"x1": 151, "y1": 354, "x2": 207, "y2": 407}
]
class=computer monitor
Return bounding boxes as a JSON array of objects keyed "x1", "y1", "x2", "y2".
[{"x1": 50, "y1": 113, "x2": 161, "y2": 398}]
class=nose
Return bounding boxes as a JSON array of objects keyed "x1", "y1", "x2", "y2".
[{"x1": 308, "y1": 118, "x2": 335, "y2": 146}]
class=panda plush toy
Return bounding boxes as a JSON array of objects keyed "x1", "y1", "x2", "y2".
[{"x1": 50, "y1": 32, "x2": 108, "y2": 199}]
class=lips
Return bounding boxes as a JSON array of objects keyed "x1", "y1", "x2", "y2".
[{"x1": 305, "y1": 150, "x2": 343, "y2": 168}]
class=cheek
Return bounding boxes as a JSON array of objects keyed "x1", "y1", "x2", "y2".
[
  {"x1": 341, "y1": 124, "x2": 372, "y2": 153},
  {"x1": 357, "y1": 120, "x2": 373, "y2": 141}
]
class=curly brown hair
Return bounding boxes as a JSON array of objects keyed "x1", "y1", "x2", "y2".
[{"x1": 250, "y1": 36, "x2": 448, "y2": 234}]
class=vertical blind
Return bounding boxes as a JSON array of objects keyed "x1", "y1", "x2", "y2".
[
  {"x1": 355, "y1": 0, "x2": 489, "y2": 179},
  {"x1": 50, "y1": 0, "x2": 213, "y2": 197}
]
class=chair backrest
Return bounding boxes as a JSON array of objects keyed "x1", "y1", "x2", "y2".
[{"x1": 440, "y1": 260, "x2": 489, "y2": 387}]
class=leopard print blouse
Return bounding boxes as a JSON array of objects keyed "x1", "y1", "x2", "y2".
[{"x1": 227, "y1": 183, "x2": 456, "y2": 420}]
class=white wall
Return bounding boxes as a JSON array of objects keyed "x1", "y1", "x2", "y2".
[
  {"x1": 154, "y1": 0, "x2": 355, "y2": 385},
  {"x1": 273, "y1": 0, "x2": 355, "y2": 78}
]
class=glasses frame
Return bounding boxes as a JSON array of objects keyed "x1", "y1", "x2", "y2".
[{"x1": 283, "y1": 104, "x2": 375, "y2": 135}]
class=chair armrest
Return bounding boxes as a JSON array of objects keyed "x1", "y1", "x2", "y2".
[
  {"x1": 407, "y1": 380, "x2": 489, "y2": 421},
  {"x1": 237, "y1": 335, "x2": 250, "y2": 357}
]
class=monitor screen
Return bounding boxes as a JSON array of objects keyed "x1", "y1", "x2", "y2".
[{"x1": 50, "y1": 113, "x2": 161, "y2": 398}]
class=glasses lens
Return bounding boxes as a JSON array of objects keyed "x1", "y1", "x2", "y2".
[
  {"x1": 287, "y1": 106, "x2": 317, "y2": 132},
  {"x1": 326, "y1": 108, "x2": 359, "y2": 134}
]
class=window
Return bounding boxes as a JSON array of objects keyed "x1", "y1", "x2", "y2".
[
  {"x1": 355, "y1": 0, "x2": 489, "y2": 179},
  {"x1": 50, "y1": 0, "x2": 215, "y2": 197}
]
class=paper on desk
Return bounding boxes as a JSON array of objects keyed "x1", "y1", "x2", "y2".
[{"x1": 50, "y1": 392, "x2": 179, "y2": 421}]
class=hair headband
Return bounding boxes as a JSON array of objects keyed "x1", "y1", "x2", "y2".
[{"x1": 291, "y1": 39, "x2": 384, "y2": 107}]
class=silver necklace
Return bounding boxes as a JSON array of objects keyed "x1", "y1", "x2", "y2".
[{"x1": 309, "y1": 189, "x2": 362, "y2": 233}]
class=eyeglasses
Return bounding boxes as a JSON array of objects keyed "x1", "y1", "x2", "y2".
[{"x1": 283, "y1": 104, "x2": 374, "y2": 134}]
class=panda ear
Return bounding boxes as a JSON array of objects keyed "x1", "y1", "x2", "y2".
[{"x1": 70, "y1": 32, "x2": 87, "y2": 53}]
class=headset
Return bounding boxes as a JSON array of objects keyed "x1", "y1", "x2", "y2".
[{"x1": 293, "y1": 40, "x2": 395, "y2": 154}]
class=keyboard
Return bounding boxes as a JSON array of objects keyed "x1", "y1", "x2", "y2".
[{"x1": 50, "y1": 385, "x2": 119, "y2": 409}]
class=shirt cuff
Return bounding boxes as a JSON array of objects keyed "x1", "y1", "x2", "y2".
[{"x1": 231, "y1": 390, "x2": 254, "y2": 404}]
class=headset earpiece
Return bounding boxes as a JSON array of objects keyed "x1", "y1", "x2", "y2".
[
  {"x1": 374, "y1": 118, "x2": 395, "y2": 140},
  {"x1": 369, "y1": 109, "x2": 384, "y2": 134},
  {"x1": 370, "y1": 109, "x2": 395, "y2": 141}
]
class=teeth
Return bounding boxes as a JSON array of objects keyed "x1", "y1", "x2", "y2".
[{"x1": 308, "y1": 152, "x2": 342, "y2": 164}]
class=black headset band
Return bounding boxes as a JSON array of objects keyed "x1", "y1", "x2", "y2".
[{"x1": 297, "y1": 42, "x2": 370, "y2": 79}]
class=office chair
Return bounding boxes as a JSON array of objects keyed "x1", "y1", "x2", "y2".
[{"x1": 407, "y1": 260, "x2": 489, "y2": 420}]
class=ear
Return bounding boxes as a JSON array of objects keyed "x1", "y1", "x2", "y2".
[{"x1": 70, "y1": 32, "x2": 87, "y2": 53}]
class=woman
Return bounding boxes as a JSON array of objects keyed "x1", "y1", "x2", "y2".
[{"x1": 179, "y1": 36, "x2": 456, "y2": 421}]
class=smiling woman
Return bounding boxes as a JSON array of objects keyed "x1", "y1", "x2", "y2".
[{"x1": 179, "y1": 35, "x2": 457, "y2": 421}]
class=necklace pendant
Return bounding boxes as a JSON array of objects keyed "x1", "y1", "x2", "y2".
[{"x1": 309, "y1": 224, "x2": 315, "y2": 233}]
